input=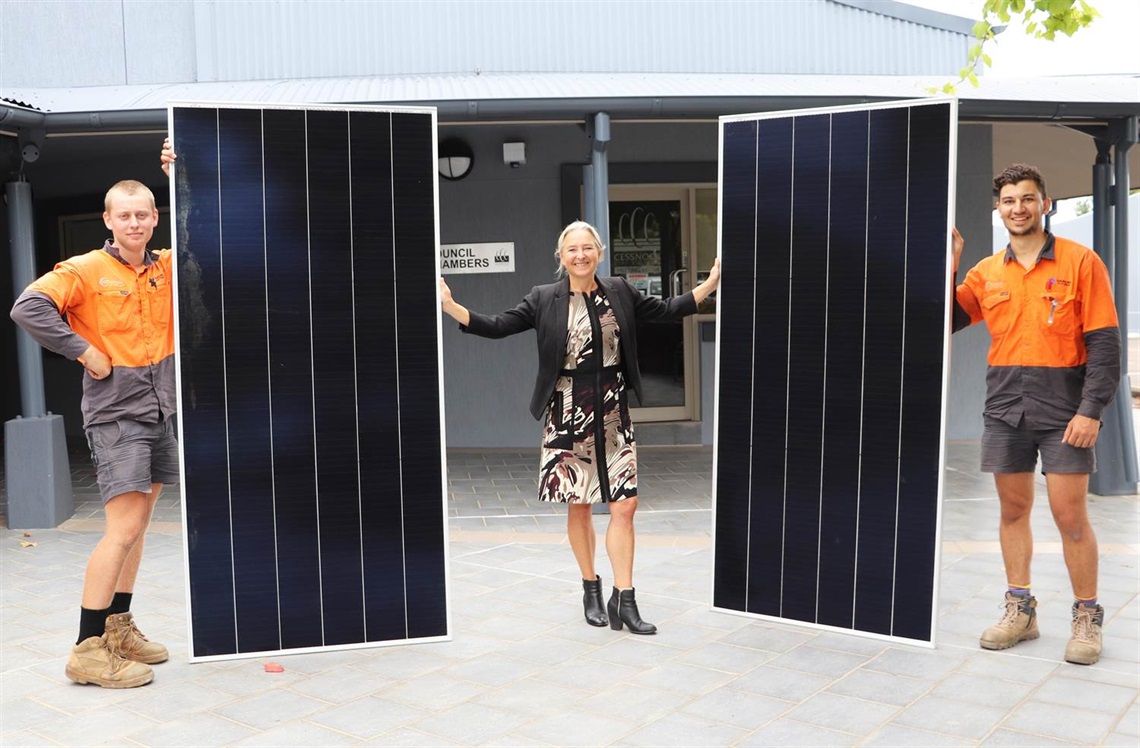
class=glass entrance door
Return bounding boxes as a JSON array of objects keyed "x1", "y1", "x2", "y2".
[{"x1": 608, "y1": 187, "x2": 695, "y2": 422}]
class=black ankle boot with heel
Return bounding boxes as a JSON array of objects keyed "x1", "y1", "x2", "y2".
[
  {"x1": 607, "y1": 587, "x2": 657, "y2": 635},
  {"x1": 582, "y1": 576, "x2": 607, "y2": 627}
]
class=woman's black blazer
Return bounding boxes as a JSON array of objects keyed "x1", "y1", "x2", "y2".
[{"x1": 461, "y1": 275, "x2": 698, "y2": 420}]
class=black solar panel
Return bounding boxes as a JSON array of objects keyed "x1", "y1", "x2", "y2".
[
  {"x1": 712, "y1": 100, "x2": 955, "y2": 644},
  {"x1": 171, "y1": 103, "x2": 449, "y2": 660}
]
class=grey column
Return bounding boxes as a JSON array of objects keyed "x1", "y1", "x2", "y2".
[
  {"x1": 8, "y1": 180, "x2": 46, "y2": 417},
  {"x1": 5, "y1": 178, "x2": 74, "y2": 527},
  {"x1": 591, "y1": 112, "x2": 611, "y2": 276},
  {"x1": 1090, "y1": 121, "x2": 1138, "y2": 496}
]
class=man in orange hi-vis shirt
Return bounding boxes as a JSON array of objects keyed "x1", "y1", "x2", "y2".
[
  {"x1": 11, "y1": 159, "x2": 176, "y2": 688},
  {"x1": 952, "y1": 163, "x2": 1121, "y2": 667}
]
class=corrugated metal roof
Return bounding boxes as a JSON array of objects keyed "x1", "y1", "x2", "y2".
[
  {"x1": 7, "y1": 72, "x2": 1138, "y2": 117},
  {"x1": 3, "y1": 0, "x2": 974, "y2": 89}
]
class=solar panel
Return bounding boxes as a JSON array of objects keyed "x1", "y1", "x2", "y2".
[
  {"x1": 712, "y1": 99, "x2": 956, "y2": 645},
  {"x1": 170, "y1": 103, "x2": 449, "y2": 660}
]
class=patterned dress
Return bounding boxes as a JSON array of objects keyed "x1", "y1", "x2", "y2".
[{"x1": 538, "y1": 288, "x2": 637, "y2": 504}]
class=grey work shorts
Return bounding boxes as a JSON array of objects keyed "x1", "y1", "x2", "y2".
[
  {"x1": 85, "y1": 418, "x2": 180, "y2": 504},
  {"x1": 980, "y1": 415, "x2": 1096, "y2": 475}
]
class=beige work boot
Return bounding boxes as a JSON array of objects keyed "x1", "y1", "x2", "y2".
[
  {"x1": 104, "y1": 612, "x2": 169, "y2": 664},
  {"x1": 1065, "y1": 602, "x2": 1104, "y2": 665},
  {"x1": 980, "y1": 592, "x2": 1039, "y2": 650},
  {"x1": 65, "y1": 635, "x2": 154, "y2": 688}
]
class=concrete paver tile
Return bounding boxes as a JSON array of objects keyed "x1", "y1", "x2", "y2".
[
  {"x1": 729, "y1": 664, "x2": 831, "y2": 702},
  {"x1": 715, "y1": 623, "x2": 815, "y2": 653},
  {"x1": 620, "y1": 711, "x2": 750, "y2": 746},
  {"x1": 513, "y1": 708, "x2": 632, "y2": 746},
  {"x1": 410, "y1": 701, "x2": 531, "y2": 745},
  {"x1": 1002, "y1": 700, "x2": 1121, "y2": 743},
  {"x1": 210, "y1": 689, "x2": 331, "y2": 731},
  {"x1": 1032, "y1": 674, "x2": 1138, "y2": 714},
  {"x1": 375, "y1": 671, "x2": 485, "y2": 711},
  {"x1": 892, "y1": 694, "x2": 1010, "y2": 740},
  {"x1": 0, "y1": 730, "x2": 58, "y2": 746},
  {"x1": 231, "y1": 720, "x2": 359, "y2": 746},
  {"x1": 497, "y1": 634, "x2": 596, "y2": 665},
  {"x1": 578, "y1": 683, "x2": 691, "y2": 724},
  {"x1": 979, "y1": 728, "x2": 1081, "y2": 746},
  {"x1": 628, "y1": 660, "x2": 736, "y2": 696},
  {"x1": 126, "y1": 713, "x2": 259, "y2": 747},
  {"x1": 927, "y1": 671, "x2": 1037, "y2": 710},
  {"x1": 766, "y1": 645, "x2": 870, "y2": 678},
  {"x1": 862, "y1": 724, "x2": 975, "y2": 746},
  {"x1": 674, "y1": 640, "x2": 776, "y2": 674},
  {"x1": 535, "y1": 657, "x2": 640, "y2": 691},
  {"x1": 473, "y1": 678, "x2": 590, "y2": 718},
  {"x1": 785, "y1": 691, "x2": 899, "y2": 735},
  {"x1": 32, "y1": 703, "x2": 161, "y2": 744},
  {"x1": 306, "y1": 695, "x2": 428, "y2": 739},
  {"x1": 864, "y1": 645, "x2": 968, "y2": 680},
  {"x1": 0, "y1": 697, "x2": 70, "y2": 734},
  {"x1": 957, "y1": 650, "x2": 1061, "y2": 684},
  {"x1": 737, "y1": 718, "x2": 858, "y2": 747},
  {"x1": 826, "y1": 668, "x2": 933, "y2": 706},
  {"x1": 442, "y1": 653, "x2": 537, "y2": 687},
  {"x1": 1114, "y1": 701, "x2": 1140, "y2": 736},
  {"x1": 680, "y1": 686, "x2": 789, "y2": 729}
]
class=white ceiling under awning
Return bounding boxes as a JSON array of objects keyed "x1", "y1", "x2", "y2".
[{"x1": 992, "y1": 123, "x2": 1139, "y2": 200}]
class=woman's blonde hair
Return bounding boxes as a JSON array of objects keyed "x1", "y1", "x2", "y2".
[{"x1": 553, "y1": 221, "x2": 605, "y2": 278}]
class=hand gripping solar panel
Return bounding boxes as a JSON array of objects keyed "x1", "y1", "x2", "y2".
[
  {"x1": 169, "y1": 103, "x2": 449, "y2": 660},
  {"x1": 712, "y1": 99, "x2": 956, "y2": 645}
]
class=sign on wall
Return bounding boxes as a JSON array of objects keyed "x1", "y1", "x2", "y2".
[{"x1": 440, "y1": 242, "x2": 514, "y2": 274}]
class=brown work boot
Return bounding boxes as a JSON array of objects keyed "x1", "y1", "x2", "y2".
[
  {"x1": 65, "y1": 635, "x2": 153, "y2": 688},
  {"x1": 104, "y1": 612, "x2": 169, "y2": 664},
  {"x1": 1065, "y1": 602, "x2": 1104, "y2": 665},
  {"x1": 980, "y1": 592, "x2": 1039, "y2": 650}
]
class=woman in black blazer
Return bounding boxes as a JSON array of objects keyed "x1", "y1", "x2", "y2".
[{"x1": 440, "y1": 221, "x2": 720, "y2": 634}]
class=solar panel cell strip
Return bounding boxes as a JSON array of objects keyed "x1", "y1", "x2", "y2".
[
  {"x1": 390, "y1": 114, "x2": 410, "y2": 637},
  {"x1": 851, "y1": 110, "x2": 871, "y2": 630},
  {"x1": 813, "y1": 114, "x2": 833, "y2": 624},
  {"x1": 260, "y1": 109, "x2": 284, "y2": 651}
]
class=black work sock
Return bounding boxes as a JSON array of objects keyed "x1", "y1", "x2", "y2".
[
  {"x1": 108, "y1": 592, "x2": 133, "y2": 616},
  {"x1": 77, "y1": 606, "x2": 111, "y2": 645}
]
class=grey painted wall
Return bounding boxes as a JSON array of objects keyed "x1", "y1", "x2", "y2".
[
  {"x1": 438, "y1": 121, "x2": 720, "y2": 448},
  {"x1": 945, "y1": 124, "x2": 995, "y2": 441}
]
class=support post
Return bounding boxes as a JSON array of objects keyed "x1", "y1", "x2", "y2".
[
  {"x1": 8, "y1": 180, "x2": 46, "y2": 418},
  {"x1": 5, "y1": 178, "x2": 74, "y2": 528},
  {"x1": 1090, "y1": 120, "x2": 1138, "y2": 496},
  {"x1": 591, "y1": 112, "x2": 611, "y2": 276}
]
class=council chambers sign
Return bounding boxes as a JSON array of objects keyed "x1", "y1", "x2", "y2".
[{"x1": 439, "y1": 242, "x2": 515, "y2": 274}]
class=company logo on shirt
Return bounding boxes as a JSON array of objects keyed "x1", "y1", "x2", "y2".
[
  {"x1": 1045, "y1": 277, "x2": 1071, "y2": 290},
  {"x1": 985, "y1": 281, "x2": 1006, "y2": 292},
  {"x1": 99, "y1": 277, "x2": 127, "y2": 289}
]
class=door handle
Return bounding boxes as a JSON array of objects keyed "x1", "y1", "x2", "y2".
[{"x1": 670, "y1": 268, "x2": 688, "y2": 298}]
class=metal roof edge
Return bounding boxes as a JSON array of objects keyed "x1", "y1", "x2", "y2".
[{"x1": 827, "y1": 0, "x2": 977, "y2": 35}]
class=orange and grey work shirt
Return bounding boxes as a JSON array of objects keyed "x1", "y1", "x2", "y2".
[
  {"x1": 10, "y1": 241, "x2": 176, "y2": 428},
  {"x1": 952, "y1": 233, "x2": 1121, "y2": 430}
]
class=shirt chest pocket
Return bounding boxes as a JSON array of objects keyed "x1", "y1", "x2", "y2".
[
  {"x1": 145, "y1": 277, "x2": 172, "y2": 332},
  {"x1": 981, "y1": 292, "x2": 1012, "y2": 336},
  {"x1": 1042, "y1": 293, "x2": 1079, "y2": 336},
  {"x1": 96, "y1": 289, "x2": 136, "y2": 334}
]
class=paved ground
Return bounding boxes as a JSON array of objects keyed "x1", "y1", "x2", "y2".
[{"x1": 1, "y1": 434, "x2": 1138, "y2": 747}]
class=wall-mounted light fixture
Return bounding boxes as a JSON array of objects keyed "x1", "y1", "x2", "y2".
[
  {"x1": 438, "y1": 138, "x2": 474, "y2": 180},
  {"x1": 502, "y1": 141, "x2": 526, "y2": 169}
]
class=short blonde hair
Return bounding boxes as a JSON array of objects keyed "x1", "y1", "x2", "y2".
[
  {"x1": 104, "y1": 180, "x2": 157, "y2": 212},
  {"x1": 553, "y1": 221, "x2": 605, "y2": 278}
]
